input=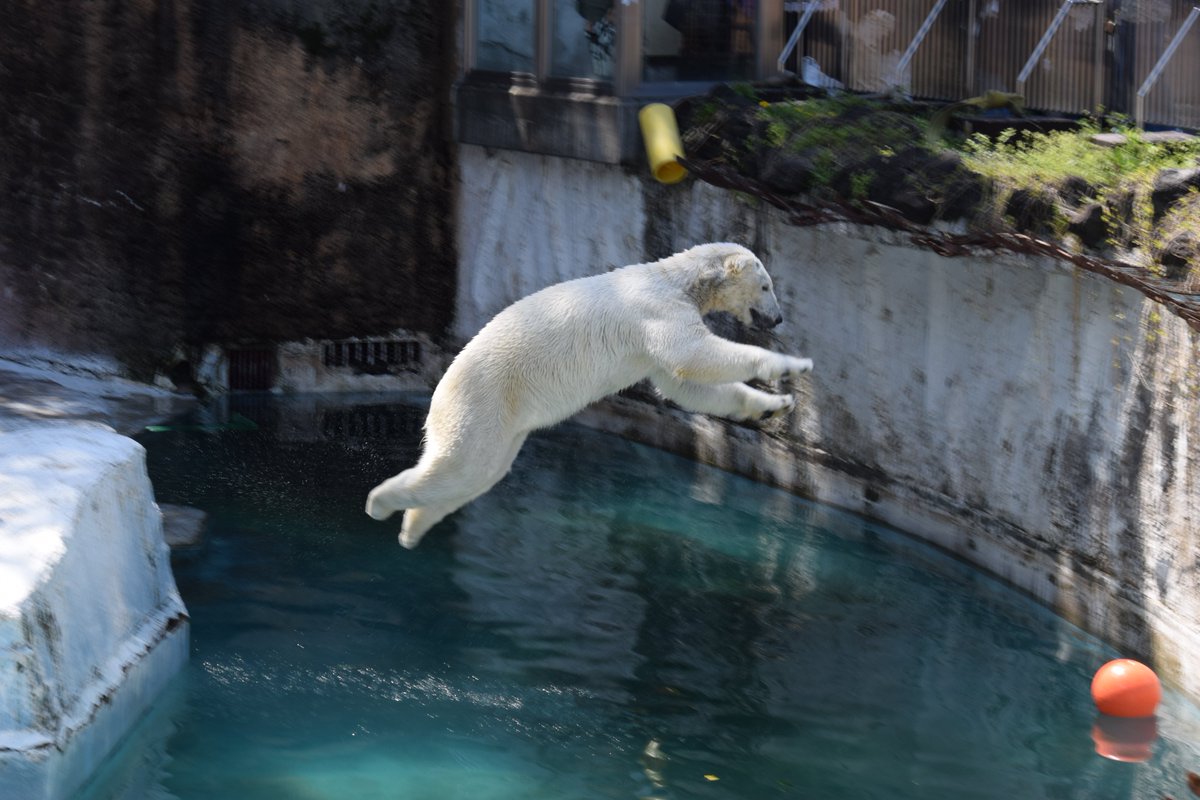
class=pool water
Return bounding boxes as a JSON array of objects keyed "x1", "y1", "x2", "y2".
[{"x1": 80, "y1": 394, "x2": 1200, "y2": 800}]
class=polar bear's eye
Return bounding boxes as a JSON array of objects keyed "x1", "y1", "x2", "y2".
[{"x1": 761, "y1": 285, "x2": 769, "y2": 292}]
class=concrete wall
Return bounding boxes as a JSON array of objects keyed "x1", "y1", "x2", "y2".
[
  {"x1": 0, "y1": 0, "x2": 457, "y2": 380},
  {"x1": 456, "y1": 143, "x2": 1200, "y2": 697}
]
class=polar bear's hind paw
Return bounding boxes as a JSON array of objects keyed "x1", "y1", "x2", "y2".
[
  {"x1": 365, "y1": 483, "x2": 400, "y2": 520},
  {"x1": 758, "y1": 394, "x2": 795, "y2": 421},
  {"x1": 365, "y1": 494, "x2": 389, "y2": 520}
]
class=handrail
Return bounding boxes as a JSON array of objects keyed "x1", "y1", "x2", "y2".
[
  {"x1": 1016, "y1": 0, "x2": 1101, "y2": 97},
  {"x1": 1136, "y1": 6, "x2": 1200, "y2": 127},
  {"x1": 887, "y1": 0, "x2": 950, "y2": 88},
  {"x1": 777, "y1": 1, "x2": 820, "y2": 75}
]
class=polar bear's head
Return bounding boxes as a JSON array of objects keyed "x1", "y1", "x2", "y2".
[{"x1": 684, "y1": 244, "x2": 784, "y2": 330}]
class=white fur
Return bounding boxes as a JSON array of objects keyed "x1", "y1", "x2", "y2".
[{"x1": 365, "y1": 243, "x2": 813, "y2": 548}]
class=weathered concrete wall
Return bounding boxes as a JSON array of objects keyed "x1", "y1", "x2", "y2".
[
  {"x1": 0, "y1": 0, "x2": 457, "y2": 379},
  {"x1": 454, "y1": 147, "x2": 646, "y2": 340},
  {"x1": 456, "y1": 144, "x2": 1200, "y2": 697},
  {"x1": 0, "y1": 424, "x2": 189, "y2": 799}
]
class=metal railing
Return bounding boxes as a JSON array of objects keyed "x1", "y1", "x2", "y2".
[
  {"x1": 779, "y1": 0, "x2": 1200, "y2": 130},
  {"x1": 1135, "y1": 4, "x2": 1200, "y2": 128}
]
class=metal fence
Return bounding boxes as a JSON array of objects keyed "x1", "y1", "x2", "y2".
[{"x1": 784, "y1": 0, "x2": 1200, "y2": 130}]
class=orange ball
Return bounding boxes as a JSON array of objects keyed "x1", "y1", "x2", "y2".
[{"x1": 1091, "y1": 659, "x2": 1162, "y2": 718}]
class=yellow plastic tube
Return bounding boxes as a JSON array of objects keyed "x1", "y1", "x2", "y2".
[{"x1": 638, "y1": 103, "x2": 688, "y2": 184}]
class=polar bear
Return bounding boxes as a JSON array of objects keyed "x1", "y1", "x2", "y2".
[{"x1": 366, "y1": 243, "x2": 813, "y2": 548}]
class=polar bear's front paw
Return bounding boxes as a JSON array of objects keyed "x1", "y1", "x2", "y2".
[
  {"x1": 781, "y1": 357, "x2": 813, "y2": 379},
  {"x1": 757, "y1": 393, "x2": 795, "y2": 421},
  {"x1": 761, "y1": 355, "x2": 814, "y2": 382}
]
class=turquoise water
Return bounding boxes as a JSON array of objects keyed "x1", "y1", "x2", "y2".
[{"x1": 83, "y1": 394, "x2": 1200, "y2": 799}]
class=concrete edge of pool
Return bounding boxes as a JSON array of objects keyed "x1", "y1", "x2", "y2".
[
  {"x1": 0, "y1": 617, "x2": 188, "y2": 800},
  {"x1": 573, "y1": 391, "x2": 1197, "y2": 696},
  {"x1": 0, "y1": 359, "x2": 194, "y2": 800}
]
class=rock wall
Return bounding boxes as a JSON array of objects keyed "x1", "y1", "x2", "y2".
[
  {"x1": 0, "y1": 0, "x2": 457, "y2": 380},
  {"x1": 0, "y1": 424, "x2": 188, "y2": 798},
  {"x1": 456, "y1": 143, "x2": 1200, "y2": 697}
]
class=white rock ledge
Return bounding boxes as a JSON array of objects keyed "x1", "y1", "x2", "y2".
[{"x1": 0, "y1": 423, "x2": 188, "y2": 799}]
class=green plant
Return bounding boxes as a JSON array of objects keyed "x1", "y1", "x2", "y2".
[
  {"x1": 721, "y1": 93, "x2": 1200, "y2": 265},
  {"x1": 764, "y1": 119, "x2": 790, "y2": 149},
  {"x1": 849, "y1": 170, "x2": 873, "y2": 201},
  {"x1": 961, "y1": 122, "x2": 1200, "y2": 191},
  {"x1": 690, "y1": 100, "x2": 721, "y2": 127},
  {"x1": 957, "y1": 121, "x2": 1200, "y2": 254},
  {"x1": 809, "y1": 150, "x2": 838, "y2": 189},
  {"x1": 758, "y1": 96, "x2": 926, "y2": 155},
  {"x1": 754, "y1": 97, "x2": 930, "y2": 192}
]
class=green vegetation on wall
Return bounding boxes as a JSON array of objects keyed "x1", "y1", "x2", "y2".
[{"x1": 676, "y1": 85, "x2": 1200, "y2": 286}]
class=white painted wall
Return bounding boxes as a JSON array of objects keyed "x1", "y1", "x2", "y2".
[
  {"x1": 456, "y1": 143, "x2": 1200, "y2": 696},
  {"x1": 454, "y1": 146, "x2": 646, "y2": 340},
  {"x1": 760, "y1": 221, "x2": 1199, "y2": 689}
]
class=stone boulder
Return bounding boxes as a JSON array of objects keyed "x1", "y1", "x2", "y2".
[
  {"x1": 1067, "y1": 202, "x2": 1110, "y2": 249},
  {"x1": 1004, "y1": 188, "x2": 1059, "y2": 236},
  {"x1": 1151, "y1": 166, "x2": 1200, "y2": 220},
  {"x1": 1157, "y1": 230, "x2": 1198, "y2": 280},
  {"x1": 833, "y1": 147, "x2": 984, "y2": 225}
]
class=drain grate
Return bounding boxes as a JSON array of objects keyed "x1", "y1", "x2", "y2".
[
  {"x1": 322, "y1": 338, "x2": 422, "y2": 372},
  {"x1": 228, "y1": 348, "x2": 276, "y2": 391},
  {"x1": 321, "y1": 407, "x2": 424, "y2": 440}
]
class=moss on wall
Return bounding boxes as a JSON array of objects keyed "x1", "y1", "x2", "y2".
[{"x1": 676, "y1": 84, "x2": 1200, "y2": 298}]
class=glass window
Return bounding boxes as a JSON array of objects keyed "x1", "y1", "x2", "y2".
[
  {"x1": 644, "y1": 0, "x2": 758, "y2": 82},
  {"x1": 477, "y1": 0, "x2": 537, "y2": 73},
  {"x1": 552, "y1": 0, "x2": 616, "y2": 80}
]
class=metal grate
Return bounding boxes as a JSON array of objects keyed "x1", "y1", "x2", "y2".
[
  {"x1": 322, "y1": 338, "x2": 423, "y2": 372},
  {"x1": 320, "y1": 407, "x2": 425, "y2": 441},
  {"x1": 227, "y1": 348, "x2": 276, "y2": 391}
]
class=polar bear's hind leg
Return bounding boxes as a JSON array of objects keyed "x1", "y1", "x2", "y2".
[
  {"x1": 371, "y1": 432, "x2": 531, "y2": 546},
  {"x1": 365, "y1": 444, "x2": 480, "y2": 520},
  {"x1": 365, "y1": 469, "x2": 418, "y2": 520}
]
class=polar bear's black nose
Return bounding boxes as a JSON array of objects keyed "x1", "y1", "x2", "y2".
[{"x1": 750, "y1": 309, "x2": 784, "y2": 330}]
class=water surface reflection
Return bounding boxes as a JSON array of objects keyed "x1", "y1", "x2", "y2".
[{"x1": 75, "y1": 394, "x2": 1200, "y2": 800}]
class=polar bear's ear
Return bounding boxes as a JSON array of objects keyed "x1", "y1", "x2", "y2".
[{"x1": 722, "y1": 253, "x2": 754, "y2": 277}]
